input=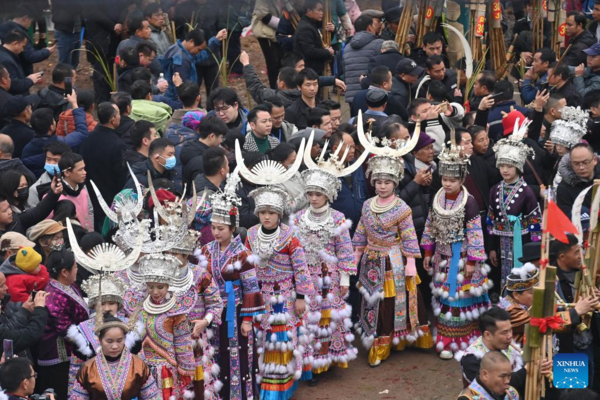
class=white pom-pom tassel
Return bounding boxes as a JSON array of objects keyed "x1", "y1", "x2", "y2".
[{"x1": 436, "y1": 341, "x2": 444, "y2": 352}]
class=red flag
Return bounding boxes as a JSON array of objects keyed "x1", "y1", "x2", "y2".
[{"x1": 545, "y1": 199, "x2": 579, "y2": 243}]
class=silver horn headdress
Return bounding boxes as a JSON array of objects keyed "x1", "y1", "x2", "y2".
[
  {"x1": 357, "y1": 110, "x2": 421, "y2": 184},
  {"x1": 235, "y1": 138, "x2": 306, "y2": 216},
  {"x1": 438, "y1": 128, "x2": 469, "y2": 179},
  {"x1": 210, "y1": 165, "x2": 242, "y2": 227},
  {"x1": 148, "y1": 173, "x2": 199, "y2": 228},
  {"x1": 91, "y1": 163, "x2": 144, "y2": 224},
  {"x1": 301, "y1": 130, "x2": 371, "y2": 202}
]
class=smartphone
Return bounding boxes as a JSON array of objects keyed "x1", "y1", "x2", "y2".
[
  {"x1": 3, "y1": 339, "x2": 13, "y2": 359},
  {"x1": 489, "y1": 92, "x2": 504, "y2": 99},
  {"x1": 31, "y1": 282, "x2": 38, "y2": 300},
  {"x1": 39, "y1": 71, "x2": 44, "y2": 76},
  {"x1": 64, "y1": 77, "x2": 73, "y2": 96}
]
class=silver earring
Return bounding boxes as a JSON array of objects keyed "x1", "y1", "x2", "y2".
[{"x1": 166, "y1": 292, "x2": 172, "y2": 300}]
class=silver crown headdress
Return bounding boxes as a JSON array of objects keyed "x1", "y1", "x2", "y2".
[
  {"x1": 235, "y1": 138, "x2": 306, "y2": 216},
  {"x1": 356, "y1": 110, "x2": 421, "y2": 184},
  {"x1": 301, "y1": 130, "x2": 371, "y2": 202},
  {"x1": 148, "y1": 173, "x2": 198, "y2": 228},
  {"x1": 81, "y1": 273, "x2": 127, "y2": 309},
  {"x1": 493, "y1": 118, "x2": 535, "y2": 172},
  {"x1": 138, "y1": 253, "x2": 183, "y2": 285},
  {"x1": 210, "y1": 165, "x2": 242, "y2": 227},
  {"x1": 550, "y1": 106, "x2": 589, "y2": 149},
  {"x1": 66, "y1": 218, "x2": 142, "y2": 274},
  {"x1": 438, "y1": 129, "x2": 469, "y2": 179},
  {"x1": 170, "y1": 229, "x2": 202, "y2": 255},
  {"x1": 92, "y1": 163, "x2": 144, "y2": 224}
]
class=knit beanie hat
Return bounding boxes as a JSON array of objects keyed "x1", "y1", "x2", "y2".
[
  {"x1": 15, "y1": 247, "x2": 42, "y2": 274},
  {"x1": 182, "y1": 111, "x2": 206, "y2": 131}
]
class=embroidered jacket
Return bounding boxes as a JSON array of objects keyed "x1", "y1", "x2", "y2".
[{"x1": 457, "y1": 378, "x2": 519, "y2": 400}]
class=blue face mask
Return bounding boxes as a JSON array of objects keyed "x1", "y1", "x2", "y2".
[
  {"x1": 162, "y1": 156, "x2": 176, "y2": 170},
  {"x1": 44, "y1": 163, "x2": 60, "y2": 176}
]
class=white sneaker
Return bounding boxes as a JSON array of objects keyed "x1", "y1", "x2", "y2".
[
  {"x1": 439, "y1": 350, "x2": 453, "y2": 360},
  {"x1": 369, "y1": 359, "x2": 382, "y2": 367}
]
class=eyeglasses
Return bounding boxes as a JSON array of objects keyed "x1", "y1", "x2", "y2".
[
  {"x1": 571, "y1": 158, "x2": 594, "y2": 168},
  {"x1": 29, "y1": 373, "x2": 38, "y2": 379},
  {"x1": 214, "y1": 105, "x2": 233, "y2": 114}
]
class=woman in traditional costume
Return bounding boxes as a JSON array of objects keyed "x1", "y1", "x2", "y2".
[
  {"x1": 234, "y1": 139, "x2": 315, "y2": 400},
  {"x1": 421, "y1": 132, "x2": 491, "y2": 359},
  {"x1": 36, "y1": 248, "x2": 90, "y2": 399},
  {"x1": 487, "y1": 118, "x2": 541, "y2": 286},
  {"x1": 289, "y1": 133, "x2": 366, "y2": 384},
  {"x1": 69, "y1": 313, "x2": 160, "y2": 399},
  {"x1": 353, "y1": 113, "x2": 433, "y2": 367},
  {"x1": 199, "y1": 166, "x2": 267, "y2": 400}
]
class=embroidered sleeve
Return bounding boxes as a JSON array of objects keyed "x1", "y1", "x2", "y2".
[
  {"x1": 522, "y1": 187, "x2": 542, "y2": 241},
  {"x1": 334, "y1": 216, "x2": 357, "y2": 275},
  {"x1": 351, "y1": 217, "x2": 367, "y2": 250},
  {"x1": 139, "y1": 366, "x2": 161, "y2": 400},
  {"x1": 71, "y1": 365, "x2": 91, "y2": 400},
  {"x1": 199, "y1": 272, "x2": 224, "y2": 326},
  {"x1": 486, "y1": 185, "x2": 497, "y2": 234},
  {"x1": 239, "y1": 260, "x2": 266, "y2": 317},
  {"x1": 398, "y1": 210, "x2": 421, "y2": 258},
  {"x1": 289, "y1": 233, "x2": 316, "y2": 296},
  {"x1": 172, "y1": 315, "x2": 198, "y2": 376},
  {"x1": 420, "y1": 212, "x2": 435, "y2": 253},
  {"x1": 68, "y1": 353, "x2": 84, "y2": 397},
  {"x1": 465, "y1": 197, "x2": 486, "y2": 261}
]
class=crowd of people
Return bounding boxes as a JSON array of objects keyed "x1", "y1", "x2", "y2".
[{"x1": 0, "y1": 0, "x2": 600, "y2": 399}]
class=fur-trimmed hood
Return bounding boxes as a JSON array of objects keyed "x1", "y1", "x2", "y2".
[{"x1": 558, "y1": 153, "x2": 600, "y2": 186}]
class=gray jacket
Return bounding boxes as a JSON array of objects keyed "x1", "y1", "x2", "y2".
[
  {"x1": 570, "y1": 66, "x2": 600, "y2": 97},
  {"x1": 149, "y1": 25, "x2": 172, "y2": 56},
  {"x1": 343, "y1": 31, "x2": 383, "y2": 104}
]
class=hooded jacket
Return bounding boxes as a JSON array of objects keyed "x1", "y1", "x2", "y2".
[
  {"x1": 0, "y1": 257, "x2": 49, "y2": 303},
  {"x1": 130, "y1": 99, "x2": 172, "y2": 136},
  {"x1": 243, "y1": 64, "x2": 301, "y2": 107},
  {"x1": 556, "y1": 156, "x2": 600, "y2": 218},
  {"x1": 343, "y1": 31, "x2": 384, "y2": 104}
]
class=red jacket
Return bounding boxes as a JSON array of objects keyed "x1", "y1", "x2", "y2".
[{"x1": 0, "y1": 260, "x2": 50, "y2": 302}]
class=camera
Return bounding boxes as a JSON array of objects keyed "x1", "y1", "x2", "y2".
[{"x1": 31, "y1": 389, "x2": 55, "y2": 400}]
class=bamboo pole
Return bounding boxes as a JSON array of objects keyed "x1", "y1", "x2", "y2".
[
  {"x1": 322, "y1": 0, "x2": 332, "y2": 99},
  {"x1": 415, "y1": 0, "x2": 429, "y2": 48},
  {"x1": 395, "y1": 0, "x2": 416, "y2": 55}
]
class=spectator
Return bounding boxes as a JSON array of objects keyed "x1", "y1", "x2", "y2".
[
  {"x1": 457, "y1": 352, "x2": 520, "y2": 399},
  {"x1": 55, "y1": 152, "x2": 94, "y2": 231},
  {"x1": 111, "y1": 92, "x2": 135, "y2": 146},
  {"x1": 293, "y1": 0, "x2": 334, "y2": 76},
  {"x1": 124, "y1": 138, "x2": 179, "y2": 191},
  {"x1": 307, "y1": 107, "x2": 333, "y2": 138},
  {"x1": 592, "y1": 1, "x2": 600, "y2": 42},
  {"x1": 160, "y1": 28, "x2": 227, "y2": 100},
  {"x1": 51, "y1": 0, "x2": 83, "y2": 68},
  {"x1": 352, "y1": 65, "x2": 408, "y2": 120},
  {"x1": 584, "y1": 90, "x2": 600, "y2": 153},
  {"x1": 0, "y1": 134, "x2": 35, "y2": 184},
  {"x1": 193, "y1": 146, "x2": 229, "y2": 195},
  {"x1": 129, "y1": 80, "x2": 172, "y2": 135},
  {"x1": 0, "y1": 231, "x2": 35, "y2": 260},
  {"x1": 56, "y1": 90, "x2": 97, "y2": 137},
  {"x1": 124, "y1": 120, "x2": 157, "y2": 166},
  {"x1": 391, "y1": 58, "x2": 423, "y2": 108},
  {"x1": 564, "y1": 11, "x2": 596, "y2": 67},
  {"x1": 36, "y1": 63, "x2": 76, "y2": 120},
  {"x1": 0, "y1": 170, "x2": 31, "y2": 214},
  {"x1": 1, "y1": 343, "x2": 51, "y2": 391},
  {"x1": 407, "y1": 98, "x2": 446, "y2": 155},
  {"x1": 251, "y1": 0, "x2": 285, "y2": 89},
  {"x1": 0, "y1": 29, "x2": 43, "y2": 96},
  {"x1": 244, "y1": 104, "x2": 279, "y2": 154},
  {"x1": 543, "y1": 93, "x2": 567, "y2": 132},
  {"x1": 470, "y1": 71, "x2": 496, "y2": 111},
  {"x1": 0, "y1": 4, "x2": 53, "y2": 76},
  {"x1": 366, "y1": 40, "x2": 404, "y2": 79},
  {"x1": 571, "y1": 43, "x2": 600, "y2": 98},
  {"x1": 343, "y1": 14, "x2": 383, "y2": 105},
  {"x1": 21, "y1": 93, "x2": 89, "y2": 178},
  {"x1": 349, "y1": 88, "x2": 388, "y2": 129},
  {"x1": 380, "y1": 6, "x2": 400, "y2": 41},
  {"x1": 241, "y1": 52, "x2": 300, "y2": 107},
  {"x1": 28, "y1": 219, "x2": 66, "y2": 264},
  {"x1": 286, "y1": 68, "x2": 320, "y2": 129},
  {"x1": 115, "y1": 15, "x2": 154, "y2": 66},
  {"x1": 144, "y1": 3, "x2": 171, "y2": 56},
  {"x1": 487, "y1": 80, "x2": 530, "y2": 141},
  {"x1": 416, "y1": 55, "x2": 460, "y2": 102},
  {"x1": 79, "y1": 102, "x2": 127, "y2": 230},
  {"x1": 547, "y1": 62, "x2": 582, "y2": 107},
  {"x1": 166, "y1": 82, "x2": 204, "y2": 127},
  {"x1": 0, "y1": 66, "x2": 12, "y2": 130},
  {"x1": 0, "y1": 246, "x2": 48, "y2": 303},
  {"x1": 27, "y1": 141, "x2": 71, "y2": 209},
  {"x1": 0, "y1": 95, "x2": 35, "y2": 159},
  {"x1": 557, "y1": 144, "x2": 600, "y2": 218},
  {"x1": 180, "y1": 115, "x2": 227, "y2": 186},
  {"x1": 266, "y1": 97, "x2": 297, "y2": 142},
  {"x1": 521, "y1": 48, "x2": 555, "y2": 104},
  {"x1": 207, "y1": 87, "x2": 249, "y2": 136},
  {"x1": 129, "y1": 65, "x2": 183, "y2": 112},
  {"x1": 411, "y1": 31, "x2": 447, "y2": 69},
  {"x1": 116, "y1": 48, "x2": 141, "y2": 94}
]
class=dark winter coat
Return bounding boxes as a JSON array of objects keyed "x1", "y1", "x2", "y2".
[
  {"x1": 398, "y1": 154, "x2": 432, "y2": 239},
  {"x1": 243, "y1": 64, "x2": 301, "y2": 107},
  {"x1": 236, "y1": 180, "x2": 259, "y2": 229},
  {"x1": 0, "y1": 294, "x2": 49, "y2": 359},
  {"x1": 293, "y1": 15, "x2": 331, "y2": 76},
  {"x1": 343, "y1": 31, "x2": 383, "y2": 104},
  {"x1": 556, "y1": 157, "x2": 600, "y2": 218},
  {"x1": 115, "y1": 115, "x2": 136, "y2": 147},
  {"x1": 0, "y1": 46, "x2": 34, "y2": 96},
  {"x1": 0, "y1": 119, "x2": 34, "y2": 159},
  {"x1": 51, "y1": 0, "x2": 83, "y2": 33},
  {"x1": 390, "y1": 75, "x2": 414, "y2": 109},
  {"x1": 564, "y1": 30, "x2": 596, "y2": 67},
  {"x1": 180, "y1": 139, "x2": 210, "y2": 187},
  {"x1": 551, "y1": 80, "x2": 583, "y2": 107},
  {"x1": 0, "y1": 158, "x2": 35, "y2": 185},
  {"x1": 123, "y1": 158, "x2": 180, "y2": 192},
  {"x1": 0, "y1": 190, "x2": 60, "y2": 236},
  {"x1": 0, "y1": 21, "x2": 51, "y2": 75},
  {"x1": 36, "y1": 84, "x2": 71, "y2": 121},
  {"x1": 285, "y1": 97, "x2": 318, "y2": 130}
]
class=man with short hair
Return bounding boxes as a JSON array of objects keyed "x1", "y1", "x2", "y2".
[
  {"x1": 267, "y1": 97, "x2": 297, "y2": 142},
  {"x1": 21, "y1": 92, "x2": 89, "y2": 178},
  {"x1": 57, "y1": 151, "x2": 94, "y2": 231},
  {"x1": 457, "y1": 352, "x2": 520, "y2": 400},
  {"x1": 380, "y1": 6, "x2": 401, "y2": 41},
  {"x1": 124, "y1": 120, "x2": 157, "y2": 166},
  {"x1": 193, "y1": 146, "x2": 229, "y2": 194},
  {"x1": 244, "y1": 104, "x2": 279, "y2": 153},
  {"x1": 286, "y1": 68, "x2": 321, "y2": 129},
  {"x1": 412, "y1": 31, "x2": 447, "y2": 68},
  {"x1": 161, "y1": 28, "x2": 227, "y2": 100},
  {"x1": 144, "y1": 3, "x2": 171, "y2": 56},
  {"x1": 0, "y1": 29, "x2": 43, "y2": 96},
  {"x1": 564, "y1": 11, "x2": 596, "y2": 67},
  {"x1": 0, "y1": 358, "x2": 43, "y2": 399},
  {"x1": 543, "y1": 93, "x2": 567, "y2": 132},
  {"x1": 293, "y1": 0, "x2": 334, "y2": 76},
  {"x1": 571, "y1": 43, "x2": 600, "y2": 98},
  {"x1": 0, "y1": 95, "x2": 34, "y2": 159},
  {"x1": 116, "y1": 15, "x2": 153, "y2": 60},
  {"x1": 521, "y1": 48, "x2": 555, "y2": 104},
  {"x1": 0, "y1": 4, "x2": 55, "y2": 76},
  {"x1": 0, "y1": 65, "x2": 12, "y2": 129},
  {"x1": 487, "y1": 80, "x2": 530, "y2": 141},
  {"x1": 207, "y1": 87, "x2": 248, "y2": 136},
  {"x1": 407, "y1": 98, "x2": 446, "y2": 155},
  {"x1": 130, "y1": 80, "x2": 172, "y2": 135},
  {"x1": 471, "y1": 71, "x2": 496, "y2": 111},
  {"x1": 548, "y1": 61, "x2": 582, "y2": 107},
  {"x1": 591, "y1": 0, "x2": 600, "y2": 43},
  {"x1": 27, "y1": 141, "x2": 71, "y2": 208},
  {"x1": 584, "y1": 90, "x2": 600, "y2": 152},
  {"x1": 308, "y1": 107, "x2": 333, "y2": 138},
  {"x1": 36, "y1": 63, "x2": 76, "y2": 120},
  {"x1": 111, "y1": 92, "x2": 135, "y2": 145},
  {"x1": 557, "y1": 144, "x2": 600, "y2": 217},
  {"x1": 167, "y1": 82, "x2": 204, "y2": 127},
  {"x1": 417, "y1": 55, "x2": 461, "y2": 102},
  {"x1": 343, "y1": 14, "x2": 384, "y2": 104},
  {"x1": 180, "y1": 115, "x2": 227, "y2": 185},
  {"x1": 0, "y1": 134, "x2": 35, "y2": 183},
  {"x1": 349, "y1": 88, "x2": 388, "y2": 128},
  {"x1": 352, "y1": 65, "x2": 408, "y2": 120},
  {"x1": 80, "y1": 102, "x2": 127, "y2": 230},
  {"x1": 391, "y1": 58, "x2": 423, "y2": 108},
  {"x1": 125, "y1": 137, "x2": 179, "y2": 191}
]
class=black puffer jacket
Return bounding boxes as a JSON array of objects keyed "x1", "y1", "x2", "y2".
[
  {"x1": 180, "y1": 140, "x2": 210, "y2": 186},
  {"x1": 398, "y1": 154, "x2": 432, "y2": 239},
  {"x1": 0, "y1": 294, "x2": 49, "y2": 359},
  {"x1": 293, "y1": 15, "x2": 331, "y2": 76}
]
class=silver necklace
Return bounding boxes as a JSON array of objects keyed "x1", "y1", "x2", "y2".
[
  {"x1": 253, "y1": 226, "x2": 280, "y2": 265},
  {"x1": 143, "y1": 294, "x2": 177, "y2": 315},
  {"x1": 298, "y1": 208, "x2": 336, "y2": 265},
  {"x1": 170, "y1": 265, "x2": 194, "y2": 293},
  {"x1": 370, "y1": 195, "x2": 399, "y2": 214},
  {"x1": 429, "y1": 187, "x2": 468, "y2": 245}
]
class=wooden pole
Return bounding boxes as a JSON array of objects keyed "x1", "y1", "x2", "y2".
[{"x1": 322, "y1": 0, "x2": 332, "y2": 100}]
